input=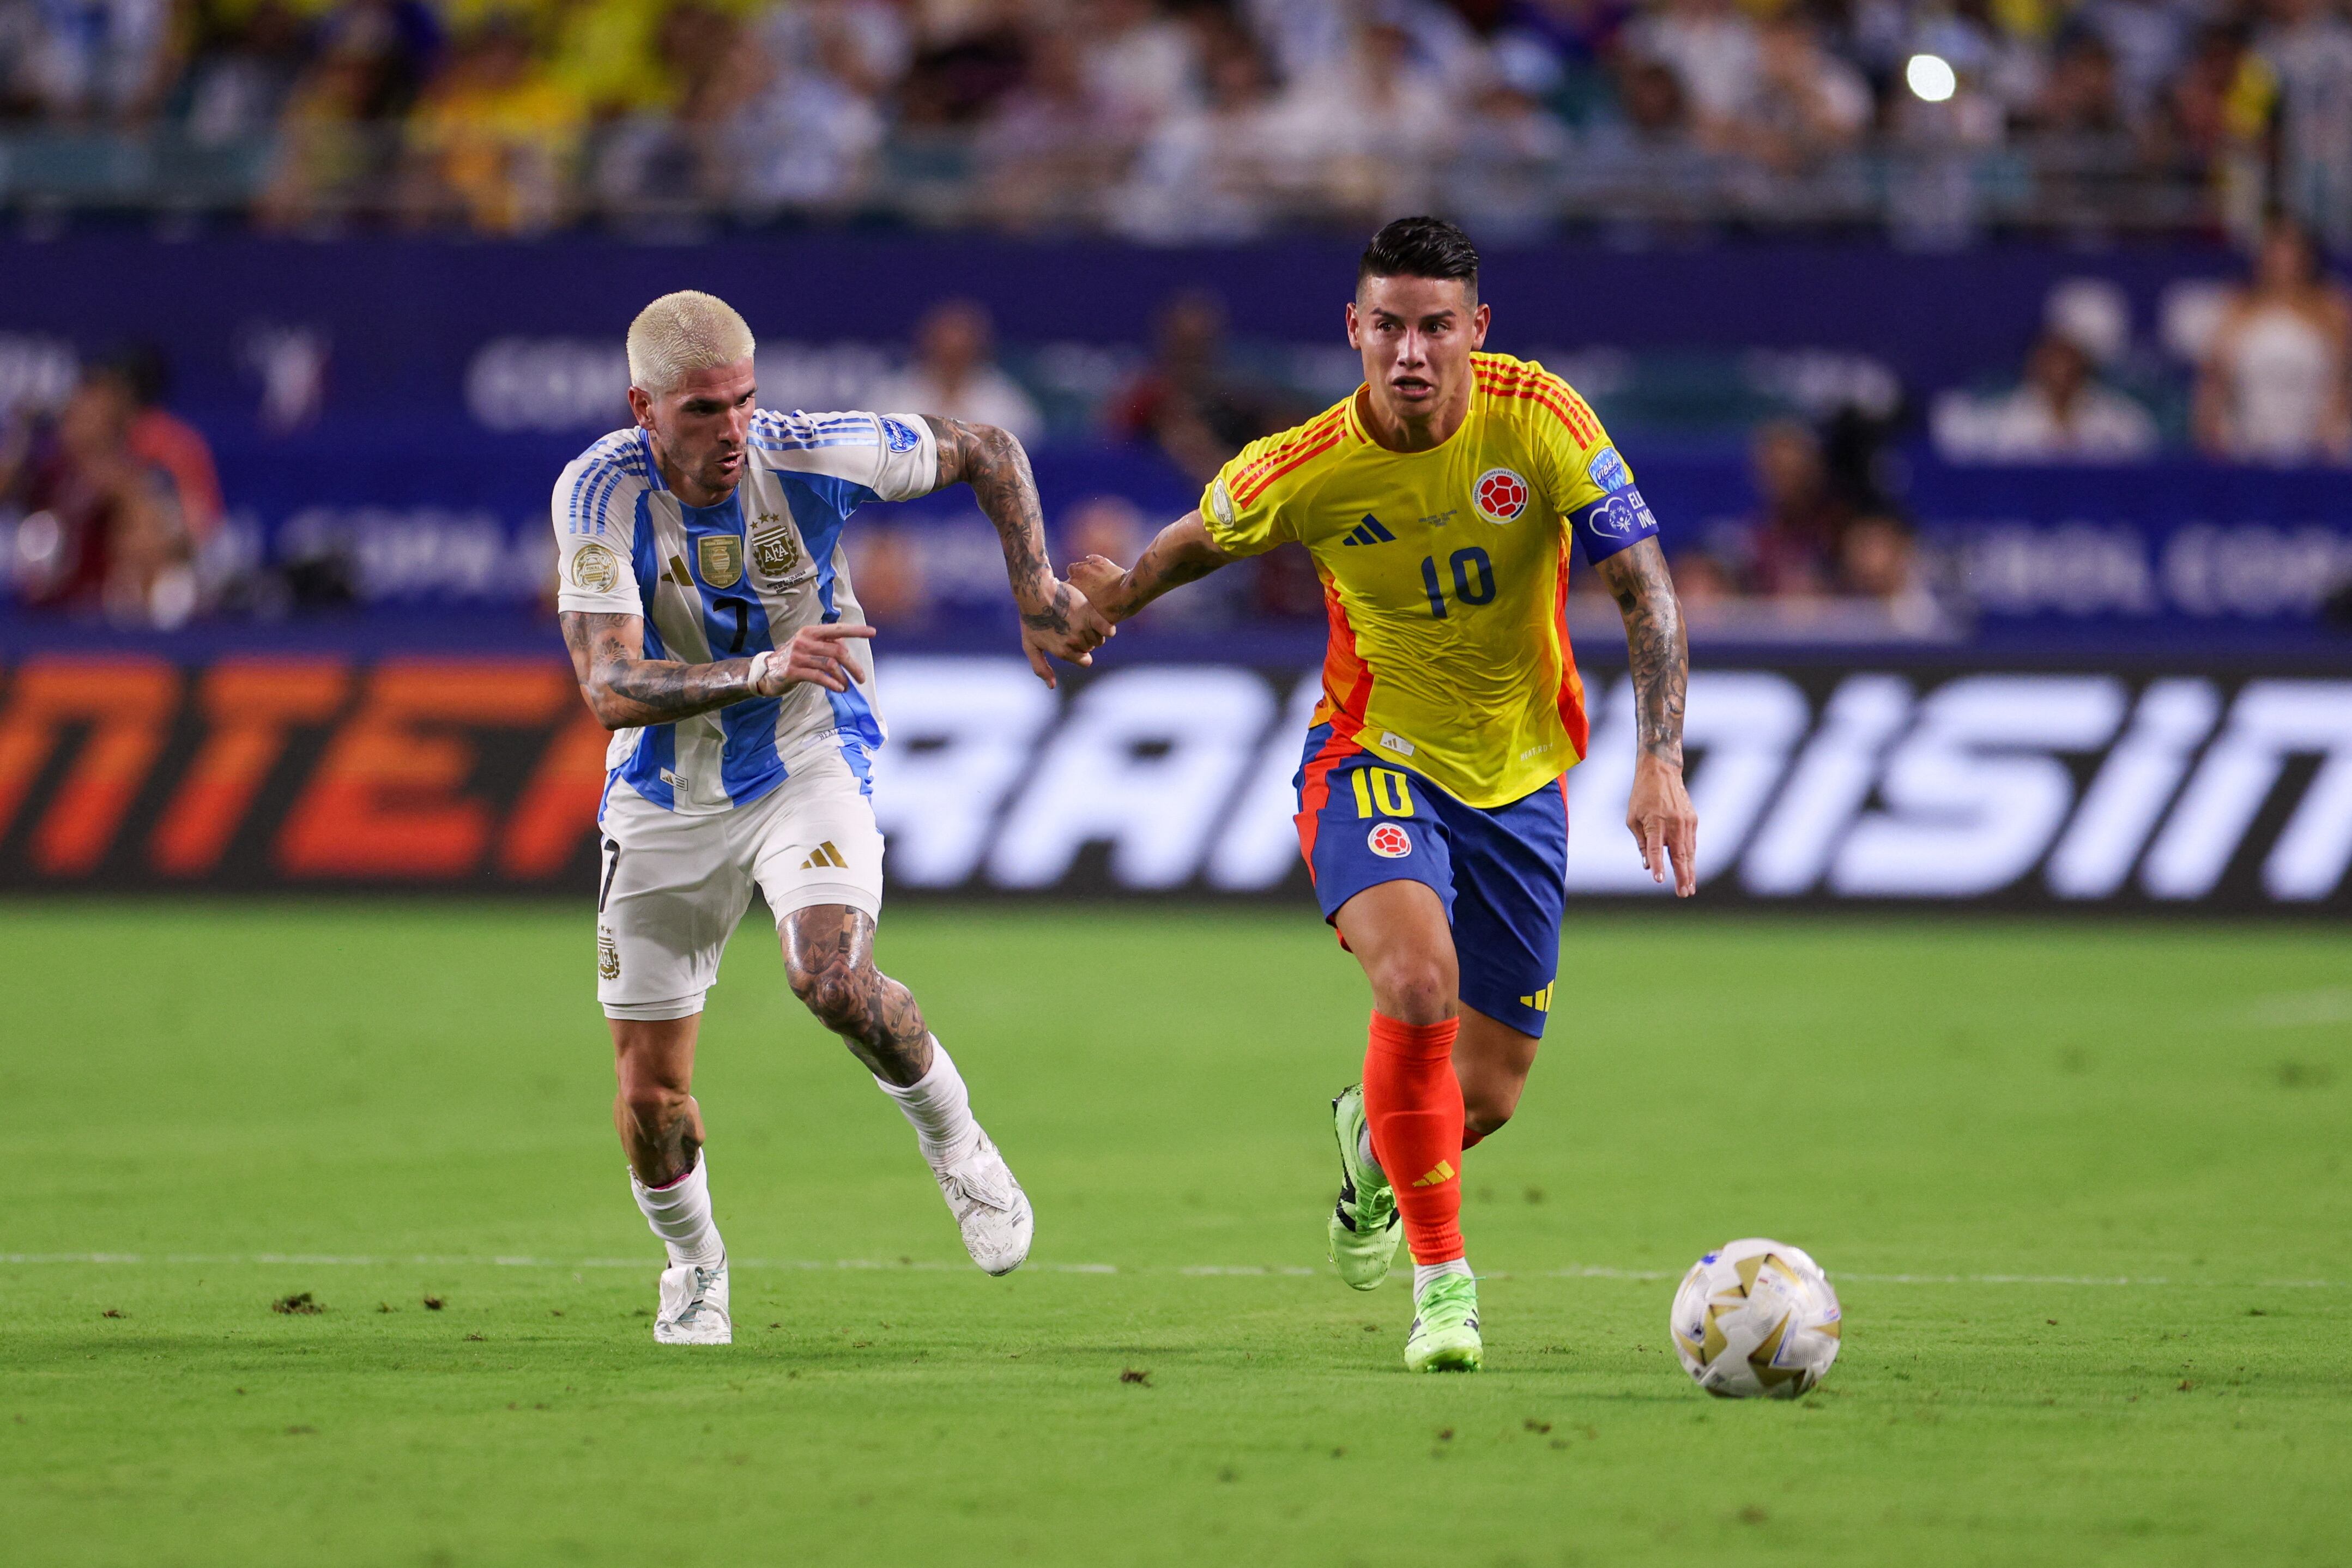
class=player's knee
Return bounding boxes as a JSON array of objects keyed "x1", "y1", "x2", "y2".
[
  {"x1": 616, "y1": 1079, "x2": 691, "y2": 1132},
  {"x1": 1464, "y1": 1099, "x2": 1513, "y2": 1138},
  {"x1": 792, "y1": 964, "x2": 876, "y2": 1035},
  {"x1": 1368, "y1": 954, "x2": 1456, "y2": 1025}
]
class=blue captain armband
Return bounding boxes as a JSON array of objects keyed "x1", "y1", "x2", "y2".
[{"x1": 1569, "y1": 486, "x2": 1659, "y2": 565}]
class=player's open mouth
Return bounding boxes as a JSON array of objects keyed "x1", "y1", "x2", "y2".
[{"x1": 1391, "y1": 378, "x2": 1434, "y2": 398}]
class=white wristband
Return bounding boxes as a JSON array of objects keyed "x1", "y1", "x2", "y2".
[{"x1": 749, "y1": 650, "x2": 778, "y2": 689}]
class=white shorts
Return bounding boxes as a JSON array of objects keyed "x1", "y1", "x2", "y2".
[{"x1": 595, "y1": 753, "x2": 885, "y2": 1021}]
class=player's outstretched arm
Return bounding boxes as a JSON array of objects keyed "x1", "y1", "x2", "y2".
[
  {"x1": 1067, "y1": 510, "x2": 1234, "y2": 624},
  {"x1": 1594, "y1": 537, "x2": 1698, "y2": 897},
  {"x1": 920, "y1": 414, "x2": 1113, "y2": 688},
  {"x1": 559, "y1": 610, "x2": 873, "y2": 730}
]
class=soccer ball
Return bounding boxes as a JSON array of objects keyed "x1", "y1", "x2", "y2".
[{"x1": 1670, "y1": 1238, "x2": 1842, "y2": 1399}]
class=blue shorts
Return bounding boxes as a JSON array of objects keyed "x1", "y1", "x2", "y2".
[{"x1": 1293, "y1": 723, "x2": 1568, "y2": 1038}]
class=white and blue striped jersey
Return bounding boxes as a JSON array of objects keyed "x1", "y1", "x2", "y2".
[{"x1": 551, "y1": 409, "x2": 940, "y2": 816}]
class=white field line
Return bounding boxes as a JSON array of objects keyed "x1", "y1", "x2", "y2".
[{"x1": 0, "y1": 1253, "x2": 2339, "y2": 1289}]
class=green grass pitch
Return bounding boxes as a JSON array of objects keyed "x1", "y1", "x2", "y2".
[{"x1": 3, "y1": 902, "x2": 2348, "y2": 1567}]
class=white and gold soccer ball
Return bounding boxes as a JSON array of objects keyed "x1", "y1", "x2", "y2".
[{"x1": 1670, "y1": 1238, "x2": 1842, "y2": 1399}]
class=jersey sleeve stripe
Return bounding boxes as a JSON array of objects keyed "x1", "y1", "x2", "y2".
[
  {"x1": 1476, "y1": 365, "x2": 1603, "y2": 445},
  {"x1": 569, "y1": 457, "x2": 645, "y2": 535},
  {"x1": 1231, "y1": 428, "x2": 1345, "y2": 506},
  {"x1": 1226, "y1": 406, "x2": 1350, "y2": 497},
  {"x1": 1477, "y1": 373, "x2": 1602, "y2": 447}
]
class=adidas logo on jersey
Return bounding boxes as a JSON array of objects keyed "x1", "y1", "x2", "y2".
[
  {"x1": 1340, "y1": 514, "x2": 1396, "y2": 546},
  {"x1": 800, "y1": 841, "x2": 848, "y2": 871}
]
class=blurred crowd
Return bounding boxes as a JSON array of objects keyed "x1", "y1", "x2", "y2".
[{"x1": 0, "y1": 0, "x2": 2346, "y2": 239}]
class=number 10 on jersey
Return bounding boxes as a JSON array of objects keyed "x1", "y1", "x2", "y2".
[{"x1": 1421, "y1": 547, "x2": 1495, "y2": 618}]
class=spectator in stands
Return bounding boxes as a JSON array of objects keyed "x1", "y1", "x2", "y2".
[
  {"x1": 1933, "y1": 330, "x2": 2160, "y2": 462},
  {"x1": 400, "y1": 16, "x2": 588, "y2": 233},
  {"x1": 2144, "y1": 24, "x2": 2261, "y2": 183},
  {"x1": 1, "y1": 368, "x2": 188, "y2": 624},
  {"x1": 724, "y1": 3, "x2": 891, "y2": 213},
  {"x1": 978, "y1": 25, "x2": 1122, "y2": 227},
  {"x1": 182, "y1": 0, "x2": 310, "y2": 146},
  {"x1": 2025, "y1": 33, "x2": 2128, "y2": 136},
  {"x1": 1111, "y1": 289, "x2": 1290, "y2": 481},
  {"x1": 2194, "y1": 215, "x2": 2352, "y2": 463},
  {"x1": 255, "y1": 0, "x2": 441, "y2": 228},
  {"x1": 867, "y1": 298, "x2": 1044, "y2": 444},
  {"x1": 108, "y1": 345, "x2": 225, "y2": 543},
  {"x1": 845, "y1": 526, "x2": 932, "y2": 626},
  {"x1": 2077, "y1": 0, "x2": 2193, "y2": 127},
  {"x1": 2255, "y1": 0, "x2": 2352, "y2": 248},
  {"x1": 1837, "y1": 513, "x2": 1939, "y2": 630},
  {"x1": 17, "y1": 0, "x2": 179, "y2": 124},
  {"x1": 1453, "y1": 69, "x2": 1575, "y2": 240},
  {"x1": 1595, "y1": 55, "x2": 1690, "y2": 149},
  {"x1": 1110, "y1": 15, "x2": 1283, "y2": 241},
  {"x1": 1080, "y1": 0, "x2": 1199, "y2": 129},
  {"x1": 1624, "y1": 0, "x2": 1758, "y2": 142},
  {"x1": 1262, "y1": 17, "x2": 1457, "y2": 218},
  {"x1": 1733, "y1": 10, "x2": 1871, "y2": 170},
  {"x1": 1738, "y1": 420, "x2": 1850, "y2": 597},
  {"x1": 898, "y1": 0, "x2": 1029, "y2": 126}
]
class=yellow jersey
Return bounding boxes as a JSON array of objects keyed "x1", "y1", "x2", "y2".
[{"x1": 1200, "y1": 353, "x2": 1658, "y2": 809}]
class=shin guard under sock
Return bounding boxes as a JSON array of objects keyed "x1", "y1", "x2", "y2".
[{"x1": 1361, "y1": 1011, "x2": 1465, "y2": 1265}]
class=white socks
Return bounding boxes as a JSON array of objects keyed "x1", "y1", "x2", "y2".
[
  {"x1": 1413, "y1": 1258, "x2": 1474, "y2": 1299},
  {"x1": 875, "y1": 1038, "x2": 983, "y2": 1170},
  {"x1": 631, "y1": 1152, "x2": 726, "y2": 1269}
]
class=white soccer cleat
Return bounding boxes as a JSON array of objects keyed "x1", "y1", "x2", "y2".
[
  {"x1": 654, "y1": 1259, "x2": 731, "y2": 1345},
  {"x1": 934, "y1": 1131, "x2": 1033, "y2": 1276}
]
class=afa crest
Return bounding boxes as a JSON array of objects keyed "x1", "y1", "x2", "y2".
[
  {"x1": 752, "y1": 524, "x2": 801, "y2": 582},
  {"x1": 696, "y1": 534, "x2": 743, "y2": 589}
]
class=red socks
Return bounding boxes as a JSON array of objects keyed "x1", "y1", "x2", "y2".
[{"x1": 1362, "y1": 1011, "x2": 1465, "y2": 1266}]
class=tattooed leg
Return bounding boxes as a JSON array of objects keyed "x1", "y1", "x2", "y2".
[{"x1": 781, "y1": 905, "x2": 934, "y2": 1086}]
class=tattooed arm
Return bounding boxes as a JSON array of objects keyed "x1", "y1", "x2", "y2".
[
  {"x1": 559, "y1": 610, "x2": 874, "y2": 730},
  {"x1": 921, "y1": 414, "x2": 1114, "y2": 687},
  {"x1": 1593, "y1": 536, "x2": 1698, "y2": 897},
  {"x1": 1065, "y1": 510, "x2": 1234, "y2": 624}
]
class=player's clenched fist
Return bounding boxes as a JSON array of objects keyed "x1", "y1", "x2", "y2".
[{"x1": 752, "y1": 623, "x2": 875, "y2": 695}]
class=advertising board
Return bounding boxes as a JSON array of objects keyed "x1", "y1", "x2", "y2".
[{"x1": 3, "y1": 652, "x2": 2344, "y2": 911}]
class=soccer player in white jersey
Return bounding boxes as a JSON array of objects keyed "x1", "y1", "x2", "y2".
[{"x1": 552, "y1": 291, "x2": 1111, "y2": 1345}]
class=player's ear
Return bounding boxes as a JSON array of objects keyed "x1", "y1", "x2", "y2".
[
  {"x1": 627, "y1": 385, "x2": 656, "y2": 433},
  {"x1": 1344, "y1": 300, "x2": 1361, "y2": 349},
  {"x1": 1470, "y1": 302, "x2": 1491, "y2": 349}
]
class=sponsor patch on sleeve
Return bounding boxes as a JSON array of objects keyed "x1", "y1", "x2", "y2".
[
  {"x1": 880, "y1": 416, "x2": 922, "y2": 453},
  {"x1": 569, "y1": 541, "x2": 621, "y2": 594},
  {"x1": 1209, "y1": 476, "x2": 1236, "y2": 529},
  {"x1": 1586, "y1": 445, "x2": 1633, "y2": 493}
]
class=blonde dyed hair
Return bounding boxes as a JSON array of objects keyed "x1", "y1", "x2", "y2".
[{"x1": 627, "y1": 290, "x2": 755, "y2": 396}]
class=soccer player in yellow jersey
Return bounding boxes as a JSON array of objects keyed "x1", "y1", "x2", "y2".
[{"x1": 1070, "y1": 218, "x2": 1697, "y2": 1372}]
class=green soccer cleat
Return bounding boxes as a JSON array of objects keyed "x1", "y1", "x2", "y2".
[
  {"x1": 1327, "y1": 1084, "x2": 1401, "y2": 1291},
  {"x1": 1404, "y1": 1273, "x2": 1483, "y2": 1373}
]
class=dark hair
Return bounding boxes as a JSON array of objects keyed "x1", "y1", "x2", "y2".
[{"x1": 1357, "y1": 216, "x2": 1479, "y2": 304}]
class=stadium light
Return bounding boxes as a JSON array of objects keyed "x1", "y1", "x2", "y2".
[{"x1": 1907, "y1": 53, "x2": 1958, "y2": 103}]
